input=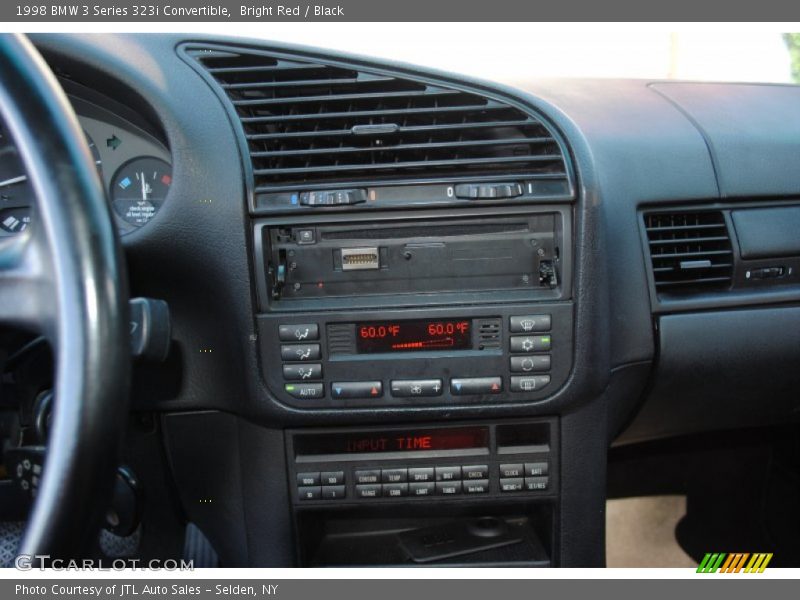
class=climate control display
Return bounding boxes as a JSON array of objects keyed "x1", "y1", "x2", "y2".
[{"x1": 355, "y1": 318, "x2": 472, "y2": 353}]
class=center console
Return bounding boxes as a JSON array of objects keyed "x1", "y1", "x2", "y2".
[
  {"x1": 200, "y1": 42, "x2": 587, "y2": 566},
  {"x1": 252, "y1": 196, "x2": 574, "y2": 566}
]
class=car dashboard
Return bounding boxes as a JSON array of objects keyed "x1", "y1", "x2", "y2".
[{"x1": 3, "y1": 32, "x2": 800, "y2": 567}]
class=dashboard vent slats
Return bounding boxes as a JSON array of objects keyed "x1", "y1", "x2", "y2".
[
  {"x1": 187, "y1": 45, "x2": 570, "y2": 194},
  {"x1": 644, "y1": 211, "x2": 733, "y2": 294}
]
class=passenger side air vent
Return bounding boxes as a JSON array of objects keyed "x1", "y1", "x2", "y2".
[
  {"x1": 644, "y1": 211, "x2": 733, "y2": 294},
  {"x1": 185, "y1": 44, "x2": 569, "y2": 193}
]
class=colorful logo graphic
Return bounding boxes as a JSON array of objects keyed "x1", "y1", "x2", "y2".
[{"x1": 697, "y1": 553, "x2": 773, "y2": 573}]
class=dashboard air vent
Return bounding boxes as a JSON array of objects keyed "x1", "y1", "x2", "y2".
[
  {"x1": 644, "y1": 211, "x2": 733, "y2": 293},
  {"x1": 186, "y1": 44, "x2": 569, "y2": 193}
]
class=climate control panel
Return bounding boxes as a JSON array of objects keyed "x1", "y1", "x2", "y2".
[{"x1": 259, "y1": 303, "x2": 573, "y2": 408}]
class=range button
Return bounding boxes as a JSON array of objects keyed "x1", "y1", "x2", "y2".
[{"x1": 356, "y1": 484, "x2": 381, "y2": 499}]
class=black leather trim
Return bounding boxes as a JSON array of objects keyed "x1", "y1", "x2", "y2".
[{"x1": 0, "y1": 34, "x2": 130, "y2": 558}]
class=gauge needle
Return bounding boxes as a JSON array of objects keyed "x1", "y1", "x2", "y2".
[
  {"x1": 0, "y1": 174, "x2": 26, "y2": 188},
  {"x1": 140, "y1": 171, "x2": 147, "y2": 201}
]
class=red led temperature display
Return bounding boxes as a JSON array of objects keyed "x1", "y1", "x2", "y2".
[{"x1": 355, "y1": 319, "x2": 472, "y2": 353}]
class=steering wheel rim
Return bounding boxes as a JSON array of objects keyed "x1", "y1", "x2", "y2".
[{"x1": 0, "y1": 34, "x2": 130, "y2": 558}]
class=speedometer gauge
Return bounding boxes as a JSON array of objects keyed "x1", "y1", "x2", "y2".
[{"x1": 111, "y1": 157, "x2": 172, "y2": 227}]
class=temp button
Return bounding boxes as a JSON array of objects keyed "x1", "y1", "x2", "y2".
[
  {"x1": 331, "y1": 381, "x2": 383, "y2": 399},
  {"x1": 450, "y1": 377, "x2": 503, "y2": 395},
  {"x1": 390, "y1": 379, "x2": 443, "y2": 398}
]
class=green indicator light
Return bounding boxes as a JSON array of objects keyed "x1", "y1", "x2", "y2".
[
  {"x1": 542, "y1": 336, "x2": 551, "y2": 343},
  {"x1": 285, "y1": 385, "x2": 296, "y2": 391}
]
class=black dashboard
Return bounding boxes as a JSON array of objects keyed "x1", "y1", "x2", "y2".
[{"x1": 6, "y1": 33, "x2": 800, "y2": 567}]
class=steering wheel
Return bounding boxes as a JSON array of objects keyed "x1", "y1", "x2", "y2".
[{"x1": 0, "y1": 34, "x2": 130, "y2": 559}]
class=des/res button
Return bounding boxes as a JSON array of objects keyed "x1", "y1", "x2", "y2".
[{"x1": 525, "y1": 477, "x2": 549, "y2": 491}]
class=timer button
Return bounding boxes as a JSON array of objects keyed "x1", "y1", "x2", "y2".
[{"x1": 435, "y1": 481, "x2": 462, "y2": 495}]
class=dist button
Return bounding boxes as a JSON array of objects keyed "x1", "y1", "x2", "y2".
[{"x1": 331, "y1": 381, "x2": 383, "y2": 399}]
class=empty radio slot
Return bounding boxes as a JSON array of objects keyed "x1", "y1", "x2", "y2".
[{"x1": 341, "y1": 247, "x2": 380, "y2": 271}]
